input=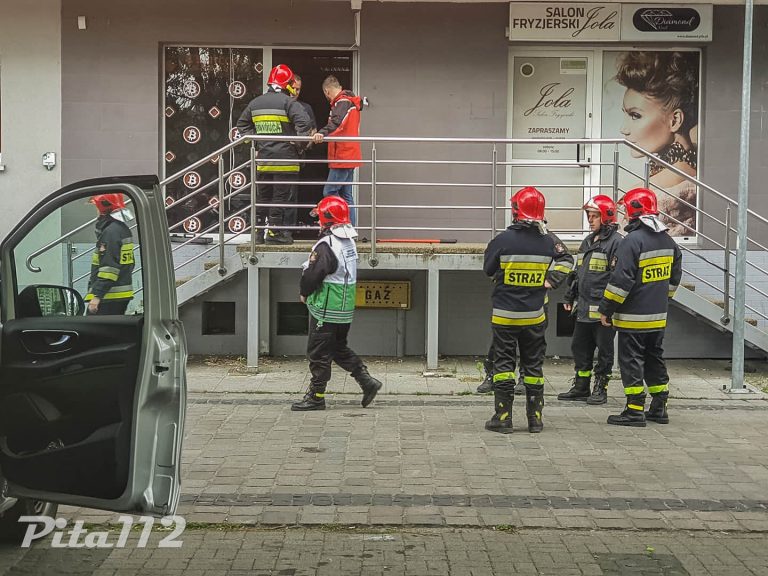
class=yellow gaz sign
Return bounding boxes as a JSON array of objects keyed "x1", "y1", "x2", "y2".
[{"x1": 356, "y1": 281, "x2": 411, "y2": 310}]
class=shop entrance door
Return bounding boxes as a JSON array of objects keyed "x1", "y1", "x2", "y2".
[
  {"x1": 271, "y1": 49, "x2": 354, "y2": 239},
  {"x1": 507, "y1": 50, "x2": 595, "y2": 239}
]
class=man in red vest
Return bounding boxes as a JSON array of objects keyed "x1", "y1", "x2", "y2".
[{"x1": 312, "y1": 76, "x2": 363, "y2": 226}]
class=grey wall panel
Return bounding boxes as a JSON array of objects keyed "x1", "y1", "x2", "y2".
[
  {"x1": 699, "y1": 6, "x2": 768, "y2": 246},
  {"x1": 180, "y1": 272, "x2": 248, "y2": 356},
  {"x1": 0, "y1": 0, "x2": 61, "y2": 242},
  {"x1": 269, "y1": 268, "x2": 427, "y2": 357},
  {"x1": 61, "y1": 0, "x2": 354, "y2": 184}
]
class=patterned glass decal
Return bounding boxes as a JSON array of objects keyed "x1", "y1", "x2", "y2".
[{"x1": 164, "y1": 47, "x2": 263, "y2": 233}]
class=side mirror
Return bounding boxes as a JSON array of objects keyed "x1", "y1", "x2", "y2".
[{"x1": 18, "y1": 285, "x2": 86, "y2": 318}]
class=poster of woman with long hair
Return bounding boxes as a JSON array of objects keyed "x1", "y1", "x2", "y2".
[{"x1": 602, "y1": 50, "x2": 700, "y2": 237}]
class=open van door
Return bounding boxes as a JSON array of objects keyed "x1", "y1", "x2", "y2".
[{"x1": 0, "y1": 176, "x2": 186, "y2": 528}]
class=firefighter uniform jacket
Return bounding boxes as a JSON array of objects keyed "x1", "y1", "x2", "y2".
[
  {"x1": 564, "y1": 224, "x2": 623, "y2": 323},
  {"x1": 235, "y1": 87, "x2": 313, "y2": 173},
  {"x1": 598, "y1": 218, "x2": 682, "y2": 332},
  {"x1": 300, "y1": 230, "x2": 358, "y2": 324},
  {"x1": 484, "y1": 223, "x2": 574, "y2": 327},
  {"x1": 86, "y1": 215, "x2": 134, "y2": 303}
]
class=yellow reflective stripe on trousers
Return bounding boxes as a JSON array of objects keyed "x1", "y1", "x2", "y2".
[
  {"x1": 624, "y1": 386, "x2": 645, "y2": 395},
  {"x1": 493, "y1": 371, "x2": 517, "y2": 383},
  {"x1": 627, "y1": 404, "x2": 644, "y2": 411},
  {"x1": 578, "y1": 370, "x2": 592, "y2": 377},
  {"x1": 523, "y1": 376, "x2": 544, "y2": 385},
  {"x1": 647, "y1": 384, "x2": 669, "y2": 394}
]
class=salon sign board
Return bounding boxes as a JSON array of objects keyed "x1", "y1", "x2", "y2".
[
  {"x1": 621, "y1": 5, "x2": 712, "y2": 42},
  {"x1": 509, "y1": 3, "x2": 712, "y2": 42}
]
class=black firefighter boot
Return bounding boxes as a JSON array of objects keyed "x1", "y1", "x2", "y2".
[
  {"x1": 476, "y1": 357, "x2": 494, "y2": 394},
  {"x1": 607, "y1": 394, "x2": 647, "y2": 427},
  {"x1": 485, "y1": 390, "x2": 514, "y2": 434},
  {"x1": 291, "y1": 386, "x2": 327, "y2": 411},
  {"x1": 526, "y1": 388, "x2": 544, "y2": 433},
  {"x1": 353, "y1": 367, "x2": 383, "y2": 408},
  {"x1": 557, "y1": 374, "x2": 591, "y2": 401},
  {"x1": 645, "y1": 393, "x2": 669, "y2": 424},
  {"x1": 586, "y1": 374, "x2": 610, "y2": 405}
]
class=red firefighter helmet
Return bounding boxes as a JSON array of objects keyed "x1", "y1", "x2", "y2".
[
  {"x1": 311, "y1": 196, "x2": 351, "y2": 229},
  {"x1": 620, "y1": 187, "x2": 658, "y2": 219},
  {"x1": 267, "y1": 64, "x2": 295, "y2": 91},
  {"x1": 583, "y1": 195, "x2": 617, "y2": 224},
  {"x1": 89, "y1": 193, "x2": 126, "y2": 216},
  {"x1": 510, "y1": 186, "x2": 546, "y2": 222}
]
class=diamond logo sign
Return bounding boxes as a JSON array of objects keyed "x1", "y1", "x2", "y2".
[{"x1": 209, "y1": 106, "x2": 222, "y2": 119}]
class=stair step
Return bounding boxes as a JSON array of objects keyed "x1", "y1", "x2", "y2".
[
  {"x1": 204, "y1": 261, "x2": 218, "y2": 270},
  {"x1": 703, "y1": 298, "x2": 760, "y2": 328},
  {"x1": 176, "y1": 277, "x2": 192, "y2": 287},
  {"x1": 682, "y1": 282, "x2": 695, "y2": 291}
]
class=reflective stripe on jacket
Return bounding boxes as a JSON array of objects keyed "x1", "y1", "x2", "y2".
[
  {"x1": 484, "y1": 222, "x2": 574, "y2": 327},
  {"x1": 564, "y1": 224, "x2": 623, "y2": 322},
  {"x1": 235, "y1": 88, "x2": 312, "y2": 172},
  {"x1": 86, "y1": 215, "x2": 134, "y2": 302},
  {"x1": 597, "y1": 219, "x2": 682, "y2": 332}
]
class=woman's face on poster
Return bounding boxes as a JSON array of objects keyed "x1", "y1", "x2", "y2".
[{"x1": 620, "y1": 89, "x2": 676, "y2": 159}]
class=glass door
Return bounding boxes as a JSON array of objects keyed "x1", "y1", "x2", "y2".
[{"x1": 507, "y1": 50, "x2": 594, "y2": 238}]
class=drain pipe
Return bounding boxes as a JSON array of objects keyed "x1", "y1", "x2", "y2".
[{"x1": 731, "y1": 0, "x2": 754, "y2": 393}]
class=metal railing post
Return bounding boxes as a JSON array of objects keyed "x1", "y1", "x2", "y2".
[
  {"x1": 491, "y1": 144, "x2": 498, "y2": 239},
  {"x1": 722, "y1": 206, "x2": 732, "y2": 325},
  {"x1": 249, "y1": 141, "x2": 257, "y2": 258},
  {"x1": 612, "y1": 146, "x2": 620, "y2": 202},
  {"x1": 369, "y1": 143, "x2": 378, "y2": 267},
  {"x1": 643, "y1": 161, "x2": 651, "y2": 188},
  {"x1": 67, "y1": 241, "x2": 75, "y2": 289},
  {"x1": 731, "y1": 0, "x2": 754, "y2": 392},
  {"x1": 218, "y1": 158, "x2": 226, "y2": 276}
]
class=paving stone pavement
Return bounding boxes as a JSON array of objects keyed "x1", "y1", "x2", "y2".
[
  {"x1": 2, "y1": 527, "x2": 768, "y2": 575},
  {"x1": 3, "y1": 357, "x2": 767, "y2": 575},
  {"x1": 56, "y1": 357, "x2": 768, "y2": 532}
]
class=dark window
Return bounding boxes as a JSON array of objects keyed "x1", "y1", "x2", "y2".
[
  {"x1": 278, "y1": 302, "x2": 309, "y2": 335},
  {"x1": 202, "y1": 301, "x2": 236, "y2": 335},
  {"x1": 556, "y1": 303, "x2": 576, "y2": 337}
]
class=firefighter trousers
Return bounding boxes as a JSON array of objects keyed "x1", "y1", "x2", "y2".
[
  {"x1": 307, "y1": 317, "x2": 365, "y2": 390},
  {"x1": 617, "y1": 330, "x2": 670, "y2": 406},
  {"x1": 571, "y1": 321, "x2": 615, "y2": 377},
  {"x1": 255, "y1": 172, "x2": 298, "y2": 228},
  {"x1": 491, "y1": 323, "x2": 547, "y2": 394}
]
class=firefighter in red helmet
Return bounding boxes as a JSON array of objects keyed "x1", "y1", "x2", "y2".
[
  {"x1": 483, "y1": 187, "x2": 574, "y2": 434},
  {"x1": 598, "y1": 188, "x2": 682, "y2": 427},
  {"x1": 85, "y1": 193, "x2": 134, "y2": 315},
  {"x1": 236, "y1": 64, "x2": 312, "y2": 245},
  {"x1": 292, "y1": 196, "x2": 383, "y2": 411},
  {"x1": 559, "y1": 195, "x2": 623, "y2": 404}
]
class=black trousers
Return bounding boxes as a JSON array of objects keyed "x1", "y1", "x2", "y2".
[
  {"x1": 491, "y1": 323, "x2": 547, "y2": 395},
  {"x1": 255, "y1": 172, "x2": 298, "y2": 228},
  {"x1": 571, "y1": 321, "x2": 615, "y2": 377},
  {"x1": 87, "y1": 300, "x2": 129, "y2": 316},
  {"x1": 617, "y1": 330, "x2": 670, "y2": 403},
  {"x1": 307, "y1": 317, "x2": 365, "y2": 388}
]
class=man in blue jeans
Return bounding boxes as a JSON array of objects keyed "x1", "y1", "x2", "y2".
[{"x1": 312, "y1": 76, "x2": 363, "y2": 226}]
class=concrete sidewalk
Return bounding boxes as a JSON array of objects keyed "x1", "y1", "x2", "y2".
[{"x1": 60, "y1": 357, "x2": 768, "y2": 533}]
